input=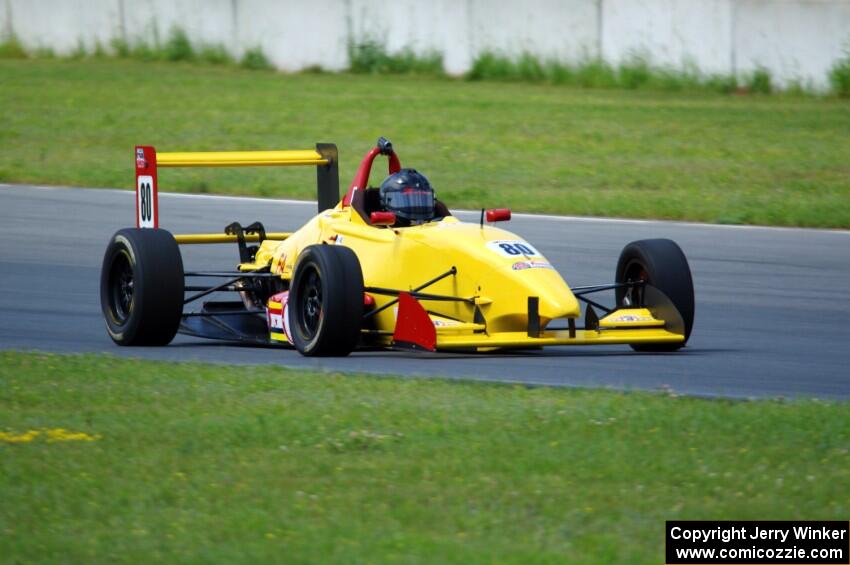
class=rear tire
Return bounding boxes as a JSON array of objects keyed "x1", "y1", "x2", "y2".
[
  {"x1": 100, "y1": 228, "x2": 184, "y2": 345},
  {"x1": 615, "y1": 238, "x2": 694, "y2": 352},
  {"x1": 289, "y1": 245, "x2": 364, "y2": 356}
]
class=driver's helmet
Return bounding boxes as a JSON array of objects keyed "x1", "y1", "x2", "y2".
[{"x1": 378, "y1": 169, "x2": 435, "y2": 223}]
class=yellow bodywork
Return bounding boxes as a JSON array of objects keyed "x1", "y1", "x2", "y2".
[{"x1": 236, "y1": 204, "x2": 683, "y2": 350}]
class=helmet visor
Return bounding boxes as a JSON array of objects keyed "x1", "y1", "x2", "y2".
[{"x1": 387, "y1": 187, "x2": 435, "y2": 221}]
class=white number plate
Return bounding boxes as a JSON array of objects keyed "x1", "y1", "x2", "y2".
[
  {"x1": 486, "y1": 240, "x2": 540, "y2": 257},
  {"x1": 137, "y1": 175, "x2": 155, "y2": 228}
]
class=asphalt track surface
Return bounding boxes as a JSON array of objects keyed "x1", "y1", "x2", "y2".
[{"x1": 2, "y1": 184, "x2": 849, "y2": 399}]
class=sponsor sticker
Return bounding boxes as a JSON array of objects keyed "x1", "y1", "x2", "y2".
[
  {"x1": 609, "y1": 314, "x2": 653, "y2": 323},
  {"x1": 268, "y1": 310, "x2": 284, "y2": 330},
  {"x1": 282, "y1": 302, "x2": 293, "y2": 344},
  {"x1": 135, "y1": 148, "x2": 146, "y2": 169},
  {"x1": 266, "y1": 291, "x2": 293, "y2": 344},
  {"x1": 512, "y1": 260, "x2": 554, "y2": 271}
]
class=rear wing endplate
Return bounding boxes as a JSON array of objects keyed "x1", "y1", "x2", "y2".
[{"x1": 134, "y1": 144, "x2": 339, "y2": 228}]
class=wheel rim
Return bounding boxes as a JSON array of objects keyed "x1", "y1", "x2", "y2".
[
  {"x1": 297, "y1": 267, "x2": 323, "y2": 339},
  {"x1": 108, "y1": 250, "x2": 134, "y2": 323},
  {"x1": 623, "y1": 260, "x2": 649, "y2": 306}
]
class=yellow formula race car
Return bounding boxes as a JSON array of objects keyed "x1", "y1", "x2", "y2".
[{"x1": 100, "y1": 138, "x2": 694, "y2": 356}]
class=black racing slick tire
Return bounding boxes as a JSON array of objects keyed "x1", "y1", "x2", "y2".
[
  {"x1": 615, "y1": 238, "x2": 694, "y2": 352},
  {"x1": 100, "y1": 228, "x2": 184, "y2": 346},
  {"x1": 289, "y1": 244, "x2": 364, "y2": 357}
]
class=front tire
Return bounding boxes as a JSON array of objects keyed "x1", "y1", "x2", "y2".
[
  {"x1": 100, "y1": 228, "x2": 184, "y2": 345},
  {"x1": 289, "y1": 245, "x2": 364, "y2": 356},
  {"x1": 615, "y1": 238, "x2": 694, "y2": 352}
]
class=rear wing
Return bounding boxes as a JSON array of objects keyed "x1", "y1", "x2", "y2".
[{"x1": 134, "y1": 143, "x2": 339, "y2": 229}]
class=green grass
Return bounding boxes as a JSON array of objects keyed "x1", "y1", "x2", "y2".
[
  {"x1": 746, "y1": 67, "x2": 773, "y2": 95},
  {"x1": 470, "y1": 53, "x2": 706, "y2": 92},
  {"x1": 8, "y1": 28, "x2": 262, "y2": 69},
  {"x1": 0, "y1": 35, "x2": 27, "y2": 59},
  {"x1": 0, "y1": 58, "x2": 849, "y2": 227},
  {"x1": 239, "y1": 47, "x2": 273, "y2": 71},
  {"x1": 830, "y1": 51, "x2": 850, "y2": 97},
  {"x1": 1, "y1": 352, "x2": 848, "y2": 562},
  {"x1": 348, "y1": 40, "x2": 444, "y2": 76},
  {"x1": 466, "y1": 52, "x2": 795, "y2": 97}
]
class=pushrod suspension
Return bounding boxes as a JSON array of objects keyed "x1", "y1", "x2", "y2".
[
  {"x1": 184, "y1": 271, "x2": 279, "y2": 278},
  {"x1": 363, "y1": 266, "x2": 457, "y2": 319},
  {"x1": 571, "y1": 281, "x2": 643, "y2": 296},
  {"x1": 182, "y1": 268, "x2": 267, "y2": 305}
]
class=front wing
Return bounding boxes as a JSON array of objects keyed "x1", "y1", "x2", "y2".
[
  {"x1": 433, "y1": 327, "x2": 684, "y2": 350},
  {"x1": 391, "y1": 285, "x2": 687, "y2": 351}
]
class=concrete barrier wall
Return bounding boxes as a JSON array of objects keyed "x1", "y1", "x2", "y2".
[
  {"x1": 601, "y1": 0, "x2": 734, "y2": 74},
  {"x1": 3, "y1": 0, "x2": 849, "y2": 88},
  {"x1": 733, "y1": 0, "x2": 850, "y2": 88}
]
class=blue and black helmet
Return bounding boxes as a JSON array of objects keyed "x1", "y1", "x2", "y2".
[{"x1": 379, "y1": 168, "x2": 435, "y2": 223}]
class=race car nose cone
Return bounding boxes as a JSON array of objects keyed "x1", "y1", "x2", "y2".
[{"x1": 536, "y1": 292, "x2": 580, "y2": 321}]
